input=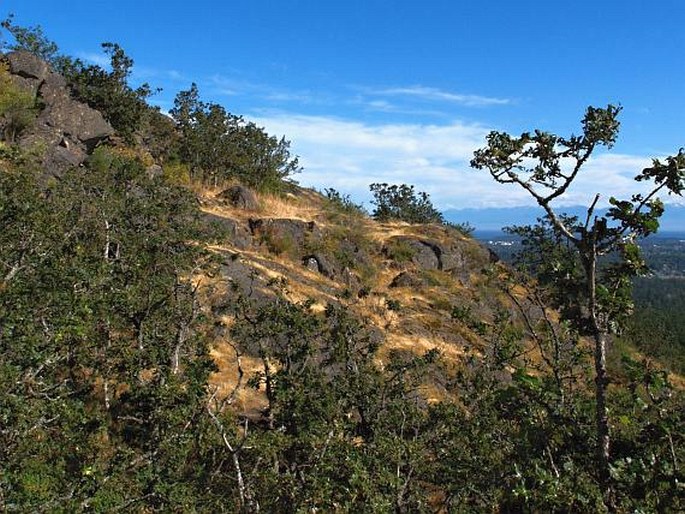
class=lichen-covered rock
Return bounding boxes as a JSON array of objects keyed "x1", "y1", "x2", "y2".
[
  {"x1": 2, "y1": 51, "x2": 114, "y2": 174},
  {"x1": 35, "y1": 71, "x2": 67, "y2": 103},
  {"x1": 6, "y1": 51, "x2": 49, "y2": 81},
  {"x1": 249, "y1": 218, "x2": 322, "y2": 252},
  {"x1": 217, "y1": 185, "x2": 260, "y2": 210},
  {"x1": 37, "y1": 74, "x2": 113, "y2": 147},
  {"x1": 8, "y1": 74, "x2": 41, "y2": 98},
  {"x1": 48, "y1": 144, "x2": 87, "y2": 168}
]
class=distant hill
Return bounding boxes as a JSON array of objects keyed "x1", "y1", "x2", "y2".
[{"x1": 445, "y1": 204, "x2": 685, "y2": 234}]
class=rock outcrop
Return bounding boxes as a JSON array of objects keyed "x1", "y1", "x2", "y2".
[
  {"x1": 389, "y1": 271, "x2": 423, "y2": 288},
  {"x1": 217, "y1": 185, "x2": 260, "y2": 210},
  {"x1": 2, "y1": 51, "x2": 114, "y2": 174},
  {"x1": 385, "y1": 235, "x2": 490, "y2": 274},
  {"x1": 302, "y1": 253, "x2": 337, "y2": 278},
  {"x1": 202, "y1": 213, "x2": 253, "y2": 250},
  {"x1": 249, "y1": 218, "x2": 322, "y2": 252}
]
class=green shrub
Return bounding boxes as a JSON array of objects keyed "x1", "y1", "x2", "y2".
[
  {"x1": 370, "y1": 182, "x2": 443, "y2": 224},
  {"x1": 163, "y1": 161, "x2": 191, "y2": 185},
  {"x1": 323, "y1": 188, "x2": 367, "y2": 217},
  {"x1": 0, "y1": 62, "x2": 36, "y2": 142},
  {"x1": 261, "y1": 228, "x2": 296, "y2": 257},
  {"x1": 385, "y1": 238, "x2": 417, "y2": 263},
  {"x1": 446, "y1": 220, "x2": 475, "y2": 237},
  {"x1": 385, "y1": 298, "x2": 402, "y2": 312},
  {"x1": 170, "y1": 83, "x2": 300, "y2": 191}
]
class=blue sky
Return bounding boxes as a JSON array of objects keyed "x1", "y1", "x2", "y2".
[{"x1": 4, "y1": 1, "x2": 685, "y2": 213}]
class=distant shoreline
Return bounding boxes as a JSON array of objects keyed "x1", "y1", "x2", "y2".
[{"x1": 474, "y1": 229, "x2": 685, "y2": 240}]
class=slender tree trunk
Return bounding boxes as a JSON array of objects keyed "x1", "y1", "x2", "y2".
[
  {"x1": 260, "y1": 353, "x2": 275, "y2": 430},
  {"x1": 172, "y1": 320, "x2": 188, "y2": 375},
  {"x1": 586, "y1": 253, "x2": 614, "y2": 511},
  {"x1": 104, "y1": 219, "x2": 111, "y2": 261}
]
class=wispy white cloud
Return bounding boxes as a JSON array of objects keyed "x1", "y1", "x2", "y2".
[
  {"x1": 207, "y1": 75, "x2": 330, "y2": 105},
  {"x1": 76, "y1": 51, "x2": 110, "y2": 67},
  {"x1": 263, "y1": 91, "x2": 327, "y2": 104},
  {"x1": 251, "y1": 112, "x2": 499, "y2": 208},
  {"x1": 555, "y1": 153, "x2": 656, "y2": 207},
  {"x1": 361, "y1": 98, "x2": 448, "y2": 118},
  {"x1": 206, "y1": 75, "x2": 509, "y2": 113},
  {"x1": 250, "y1": 112, "x2": 671, "y2": 211},
  {"x1": 207, "y1": 75, "x2": 253, "y2": 97},
  {"x1": 368, "y1": 86, "x2": 511, "y2": 107},
  {"x1": 132, "y1": 66, "x2": 188, "y2": 83}
]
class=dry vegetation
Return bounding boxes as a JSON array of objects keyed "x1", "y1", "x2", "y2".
[
  {"x1": 191, "y1": 184, "x2": 541, "y2": 414},
  {"x1": 197, "y1": 182, "x2": 681, "y2": 418}
]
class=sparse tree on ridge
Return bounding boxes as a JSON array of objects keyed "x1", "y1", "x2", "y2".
[
  {"x1": 471, "y1": 104, "x2": 685, "y2": 509},
  {"x1": 170, "y1": 83, "x2": 300, "y2": 191},
  {"x1": 1, "y1": 14, "x2": 58, "y2": 62},
  {"x1": 370, "y1": 182, "x2": 444, "y2": 224}
]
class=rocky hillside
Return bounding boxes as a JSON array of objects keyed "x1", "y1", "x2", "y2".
[
  {"x1": 4, "y1": 46, "x2": 681, "y2": 512},
  {"x1": 2, "y1": 50, "x2": 521, "y2": 415},
  {"x1": 2, "y1": 51, "x2": 113, "y2": 173},
  {"x1": 1, "y1": 49, "x2": 573, "y2": 413},
  {"x1": 196, "y1": 184, "x2": 508, "y2": 413}
]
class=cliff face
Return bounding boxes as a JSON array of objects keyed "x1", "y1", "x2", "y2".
[{"x1": 2, "y1": 50, "x2": 113, "y2": 173}]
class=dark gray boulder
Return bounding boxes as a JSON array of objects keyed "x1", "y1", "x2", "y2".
[
  {"x1": 385, "y1": 236, "x2": 440, "y2": 270},
  {"x1": 37, "y1": 74, "x2": 113, "y2": 148},
  {"x1": 302, "y1": 253, "x2": 337, "y2": 279},
  {"x1": 6, "y1": 51, "x2": 49, "y2": 81},
  {"x1": 249, "y1": 218, "x2": 322, "y2": 251},
  {"x1": 439, "y1": 240, "x2": 490, "y2": 273},
  {"x1": 2, "y1": 51, "x2": 114, "y2": 175},
  {"x1": 8, "y1": 74, "x2": 41, "y2": 97},
  {"x1": 385, "y1": 235, "x2": 490, "y2": 274},
  {"x1": 202, "y1": 213, "x2": 253, "y2": 250},
  {"x1": 389, "y1": 271, "x2": 423, "y2": 288},
  {"x1": 217, "y1": 185, "x2": 260, "y2": 210}
]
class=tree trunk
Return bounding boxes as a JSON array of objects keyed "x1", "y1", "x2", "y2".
[
  {"x1": 592, "y1": 324, "x2": 612, "y2": 509},
  {"x1": 261, "y1": 354, "x2": 275, "y2": 430},
  {"x1": 586, "y1": 253, "x2": 614, "y2": 511}
]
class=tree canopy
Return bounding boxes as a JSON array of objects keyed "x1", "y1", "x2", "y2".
[
  {"x1": 170, "y1": 83, "x2": 301, "y2": 191},
  {"x1": 369, "y1": 182, "x2": 444, "y2": 224}
]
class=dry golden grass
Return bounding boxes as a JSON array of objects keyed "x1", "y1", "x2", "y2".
[
  {"x1": 256, "y1": 190, "x2": 324, "y2": 220},
  {"x1": 209, "y1": 340, "x2": 269, "y2": 416},
  {"x1": 198, "y1": 183, "x2": 327, "y2": 223},
  {"x1": 193, "y1": 181, "x2": 576, "y2": 415},
  {"x1": 380, "y1": 332, "x2": 466, "y2": 363},
  {"x1": 366, "y1": 221, "x2": 415, "y2": 244}
]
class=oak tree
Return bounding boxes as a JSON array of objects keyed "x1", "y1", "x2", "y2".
[{"x1": 471, "y1": 105, "x2": 685, "y2": 509}]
